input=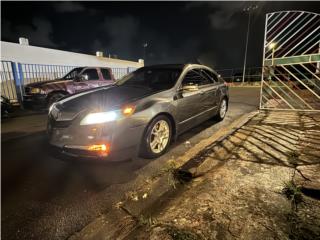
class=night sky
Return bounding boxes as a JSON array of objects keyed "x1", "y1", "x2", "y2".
[{"x1": 2, "y1": 1, "x2": 320, "y2": 69}]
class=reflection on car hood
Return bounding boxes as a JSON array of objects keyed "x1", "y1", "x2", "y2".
[{"x1": 57, "y1": 85, "x2": 154, "y2": 113}]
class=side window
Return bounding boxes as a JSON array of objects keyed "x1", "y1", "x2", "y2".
[
  {"x1": 202, "y1": 69, "x2": 219, "y2": 83},
  {"x1": 81, "y1": 69, "x2": 99, "y2": 80},
  {"x1": 64, "y1": 68, "x2": 83, "y2": 80},
  {"x1": 182, "y1": 69, "x2": 210, "y2": 86},
  {"x1": 101, "y1": 68, "x2": 112, "y2": 80}
]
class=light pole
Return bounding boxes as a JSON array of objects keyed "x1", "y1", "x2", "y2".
[
  {"x1": 143, "y1": 42, "x2": 148, "y2": 65},
  {"x1": 242, "y1": 4, "x2": 258, "y2": 85}
]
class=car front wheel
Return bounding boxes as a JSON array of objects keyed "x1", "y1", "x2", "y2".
[
  {"x1": 216, "y1": 98, "x2": 228, "y2": 121},
  {"x1": 140, "y1": 115, "x2": 172, "y2": 159}
]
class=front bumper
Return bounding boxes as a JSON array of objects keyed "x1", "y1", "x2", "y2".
[
  {"x1": 50, "y1": 144, "x2": 138, "y2": 162},
  {"x1": 47, "y1": 116, "x2": 147, "y2": 161}
]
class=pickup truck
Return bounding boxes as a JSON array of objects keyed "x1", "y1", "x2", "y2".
[{"x1": 23, "y1": 67, "x2": 115, "y2": 108}]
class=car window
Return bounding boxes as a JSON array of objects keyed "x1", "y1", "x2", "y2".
[
  {"x1": 116, "y1": 68, "x2": 181, "y2": 91},
  {"x1": 62, "y1": 68, "x2": 84, "y2": 80},
  {"x1": 101, "y1": 68, "x2": 111, "y2": 80},
  {"x1": 182, "y1": 69, "x2": 211, "y2": 86},
  {"x1": 81, "y1": 69, "x2": 99, "y2": 80},
  {"x1": 202, "y1": 69, "x2": 218, "y2": 83}
]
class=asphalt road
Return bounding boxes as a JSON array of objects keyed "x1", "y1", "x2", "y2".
[{"x1": 1, "y1": 87, "x2": 260, "y2": 240}]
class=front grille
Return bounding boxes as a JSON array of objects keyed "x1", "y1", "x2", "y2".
[{"x1": 25, "y1": 87, "x2": 31, "y2": 94}]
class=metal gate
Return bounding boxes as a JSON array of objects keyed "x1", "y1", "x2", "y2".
[{"x1": 260, "y1": 11, "x2": 320, "y2": 111}]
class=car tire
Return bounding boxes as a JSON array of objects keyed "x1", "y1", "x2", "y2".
[
  {"x1": 215, "y1": 97, "x2": 228, "y2": 121},
  {"x1": 140, "y1": 115, "x2": 172, "y2": 159},
  {"x1": 47, "y1": 93, "x2": 66, "y2": 109}
]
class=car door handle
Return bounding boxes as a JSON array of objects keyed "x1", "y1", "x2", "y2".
[{"x1": 200, "y1": 91, "x2": 205, "y2": 95}]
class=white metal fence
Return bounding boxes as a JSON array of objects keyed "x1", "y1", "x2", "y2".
[{"x1": 0, "y1": 61, "x2": 138, "y2": 104}]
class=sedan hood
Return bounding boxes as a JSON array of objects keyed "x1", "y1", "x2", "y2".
[{"x1": 57, "y1": 85, "x2": 153, "y2": 114}]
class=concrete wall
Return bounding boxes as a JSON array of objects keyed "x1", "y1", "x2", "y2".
[{"x1": 0, "y1": 41, "x2": 144, "y2": 68}]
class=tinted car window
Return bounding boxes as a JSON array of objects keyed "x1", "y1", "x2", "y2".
[
  {"x1": 202, "y1": 69, "x2": 218, "y2": 83},
  {"x1": 82, "y1": 69, "x2": 99, "y2": 80},
  {"x1": 101, "y1": 68, "x2": 112, "y2": 80},
  {"x1": 182, "y1": 69, "x2": 211, "y2": 86},
  {"x1": 117, "y1": 68, "x2": 182, "y2": 91}
]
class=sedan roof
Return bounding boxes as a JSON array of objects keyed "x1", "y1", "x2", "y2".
[
  {"x1": 142, "y1": 63, "x2": 211, "y2": 70},
  {"x1": 144, "y1": 64, "x2": 186, "y2": 69}
]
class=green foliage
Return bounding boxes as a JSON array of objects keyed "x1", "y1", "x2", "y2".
[
  {"x1": 137, "y1": 215, "x2": 157, "y2": 228},
  {"x1": 282, "y1": 180, "x2": 303, "y2": 210},
  {"x1": 288, "y1": 151, "x2": 299, "y2": 167}
]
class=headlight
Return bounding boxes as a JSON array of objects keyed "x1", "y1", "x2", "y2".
[
  {"x1": 80, "y1": 105, "x2": 136, "y2": 125},
  {"x1": 30, "y1": 88, "x2": 44, "y2": 94},
  {"x1": 80, "y1": 111, "x2": 118, "y2": 125}
]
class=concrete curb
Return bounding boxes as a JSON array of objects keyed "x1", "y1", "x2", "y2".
[{"x1": 69, "y1": 111, "x2": 259, "y2": 240}]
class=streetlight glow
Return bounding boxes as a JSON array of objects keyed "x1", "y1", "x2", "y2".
[{"x1": 268, "y1": 42, "x2": 277, "y2": 50}]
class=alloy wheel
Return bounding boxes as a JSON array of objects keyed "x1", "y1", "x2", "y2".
[
  {"x1": 149, "y1": 120, "x2": 170, "y2": 154},
  {"x1": 220, "y1": 99, "x2": 227, "y2": 119}
]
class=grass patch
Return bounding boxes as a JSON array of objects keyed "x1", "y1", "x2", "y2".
[
  {"x1": 137, "y1": 215, "x2": 157, "y2": 228},
  {"x1": 288, "y1": 151, "x2": 299, "y2": 167},
  {"x1": 282, "y1": 180, "x2": 303, "y2": 210}
]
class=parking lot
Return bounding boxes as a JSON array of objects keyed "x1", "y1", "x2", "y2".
[
  {"x1": 2, "y1": 87, "x2": 260, "y2": 240},
  {"x1": 2, "y1": 2, "x2": 320, "y2": 239}
]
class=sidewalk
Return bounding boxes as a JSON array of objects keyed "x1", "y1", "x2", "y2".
[{"x1": 127, "y1": 111, "x2": 320, "y2": 239}]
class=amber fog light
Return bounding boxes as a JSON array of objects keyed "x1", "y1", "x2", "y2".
[{"x1": 88, "y1": 144, "x2": 110, "y2": 156}]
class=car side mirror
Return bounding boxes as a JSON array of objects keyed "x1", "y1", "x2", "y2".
[{"x1": 181, "y1": 85, "x2": 199, "y2": 92}]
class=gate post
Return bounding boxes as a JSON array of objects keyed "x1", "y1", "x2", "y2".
[{"x1": 11, "y1": 62, "x2": 24, "y2": 109}]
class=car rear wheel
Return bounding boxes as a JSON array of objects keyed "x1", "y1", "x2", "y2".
[
  {"x1": 140, "y1": 115, "x2": 172, "y2": 159},
  {"x1": 215, "y1": 98, "x2": 228, "y2": 121},
  {"x1": 47, "y1": 93, "x2": 65, "y2": 108}
]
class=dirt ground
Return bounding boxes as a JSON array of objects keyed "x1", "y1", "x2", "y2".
[{"x1": 129, "y1": 111, "x2": 320, "y2": 240}]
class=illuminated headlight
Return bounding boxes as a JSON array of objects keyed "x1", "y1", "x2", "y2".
[
  {"x1": 80, "y1": 105, "x2": 136, "y2": 126},
  {"x1": 80, "y1": 111, "x2": 118, "y2": 125},
  {"x1": 30, "y1": 88, "x2": 44, "y2": 94}
]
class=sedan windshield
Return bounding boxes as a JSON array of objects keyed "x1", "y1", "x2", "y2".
[{"x1": 116, "y1": 68, "x2": 182, "y2": 91}]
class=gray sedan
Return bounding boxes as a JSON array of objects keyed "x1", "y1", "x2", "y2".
[{"x1": 47, "y1": 64, "x2": 229, "y2": 161}]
